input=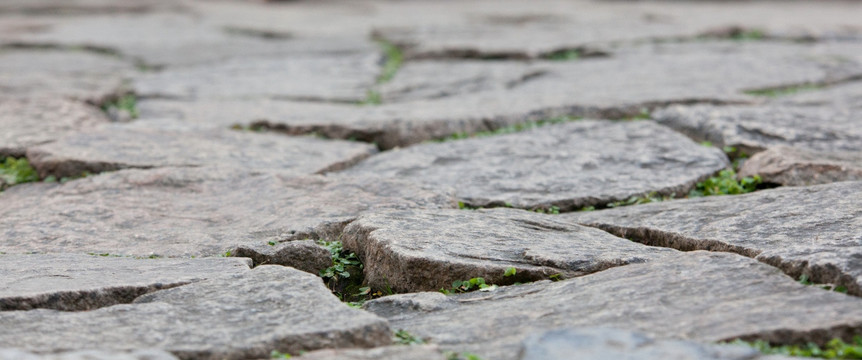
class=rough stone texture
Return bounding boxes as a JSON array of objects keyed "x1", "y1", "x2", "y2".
[
  {"x1": 0, "y1": 97, "x2": 110, "y2": 158},
  {"x1": 25, "y1": 122, "x2": 378, "y2": 178},
  {"x1": 342, "y1": 208, "x2": 675, "y2": 293},
  {"x1": 0, "y1": 49, "x2": 133, "y2": 102},
  {"x1": 363, "y1": 252, "x2": 862, "y2": 360},
  {"x1": 344, "y1": 120, "x2": 729, "y2": 210},
  {"x1": 0, "y1": 266, "x2": 392, "y2": 359},
  {"x1": 568, "y1": 181, "x2": 862, "y2": 296},
  {"x1": 132, "y1": 52, "x2": 380, "y2": 102},
  {"x1": 0, "y1": 254, "x2": 251, "y2": 311},
  {"x1": 297, "y1": 345, "x2": 445, "y2": 360},
  {"x1": 653, "y1": 104, "x2": 862, "y2": 156},
  {"x1": 230, "y1": 240, "x2": 330, "y2": 275},
  {"x1": 0, "y1": 167, "x2": 455, "y2": 257},
  {"x1": 517, "y1": 328, "x2": 794, "y2": 360},
  {"x1": 739, "y1": 146, "x2": 862, "y2": 186},
  {"x1": 0, "y1": 349, "x2": 178, "y2": 360}
]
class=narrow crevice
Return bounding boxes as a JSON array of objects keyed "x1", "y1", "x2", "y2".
[
  {"x1": 0, "y1": 282, "x2": 191, "y2": 312},
  {"x1": 0, "y1": 42, "x2": 161, "y2": 72},
  {"x1": 222, "y1": 26, "x2": 292, "y2": 41},
  {"x1": 742, "y1": 74, "x2": 862, "y2": 98}
]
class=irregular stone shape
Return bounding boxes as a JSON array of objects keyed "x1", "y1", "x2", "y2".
[
  {"x1": 25, "y1": 122, "x2": 378, "y2": 178},
  {"x1": 0, "y1": 254, "x2": 251, "y2": 311},
  {"x1": 297, "y1": 345, "x2": 445, "y2": 360},
  {"x1": 344, "y1": 120, "x2": 728, "y2": 210},
  {"x1": 0, "y1": 349, "x2": 178, "y2": 360},
  {"x1": 0, "y1": 167, "x2": 455, "y2": 257},
  {"x1": 0, "y1": 266, "x2": 392, "y2": 359},
  {"x1": 653, "y1": 104, "x2": 862, "y2": 156},
  {"x1": 0, "y1": 49, "x2": 133, "y2": 102},
  {"x1": 518, "y1": 328, "x2": 793, "y2": 360},
  {"x1": 132, "y1": 52, "x2": 379, "y2": 102},
  {"x1": 137, "y1": 42, "x2": 862, "y2": 149},
  {"x1": 342, "y1": 208, "x2": 675, "y2": 293},
  {"x1": 230, "y1": 239, "x2": 330, "y2": 275},
  {"x1": 739, "y1": 146, "x2": 862, "y2": 186},
  {"x1": 0, "y1": 97, "x2": 110, "y2": 158},
  {"x1": 568, "y1": 181, "x2": 862, "y2": 296},
  {"x1": 363, "y1": 252, "x2": 862, "y2": 360}
]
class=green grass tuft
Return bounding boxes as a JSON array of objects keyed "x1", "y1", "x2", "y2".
[
  {"x1": 730, "y1": 337, "x2": 862, "y2": 359},
  {"x1": 744, "y1": 84, "x2": 823, "y2": 98},
  {"x1": 101, "y1": 94, "x2": 139, "y2": 119},
  {"x1": 0, "y1": 157, "x2": 39, "y2": 189},
  {"x1": 377, "y1": 40, "x2": 403, "y2": 84},
  {"x1": 544, "y1": 49, "x2": 580, "y2": 61},
  {"x1": 688, "y1": 169, "x2": 761, "y2": 197}
]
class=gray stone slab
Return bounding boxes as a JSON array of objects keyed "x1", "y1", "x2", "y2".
[
  {"x1": 363, "y1": 252, "x2": 862, "y2": 360},
  {"x1": 0, "y1": 254, "x2": 251, "y2": 311},
  {"x1": 568, "y1": 181, "x2": 862, "y2": 296},
  {"x1": 0, "y1": 349, "x2": 178, "y2": 360},
  {"x1": 0, "y1": 49, "x2": 133, "y2": 102},
  {"x1": 739, "y1": 146, "x2": 862, "y2": 186},
  {"x1": 518, "y1": 328, "x2": 794, "y2": 360},
  {"x1": 132, "y1": 52, "x2": 380, "y2": 102},
  {"x1": 653, "y1": 104, "x2": 862, "y2": 155},
  {"x1": 25, "y1": 122, "x2": 378, "y2": 178},
  {"x1": 0, "y1": 97, "x2": 110, "y2": 158},
  {"x1": 0, "y1": 265, "x2": 392, "y2": 359},
  {"x1": 344, "y1": 120, "x2": 728, "y2": 210},
  {"x1": 297, "y1": 345, "x2": 445, "y2": 360},
  {"x1": 342, "y1": 208, "x2": 675, "y2": 293},
  {"x1": 780, "y1": 81, "x2": 862, "y2": 110},
  {"x1": 0, "y1": 167, "x2": 455, "y2": 257},
  {"x1": 230, "y1": 240, "x2": 330, "y2": 275}
]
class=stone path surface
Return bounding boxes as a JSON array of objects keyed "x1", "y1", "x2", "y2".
[{"x1": 3, "y1": 0, "x2": 862, "y2": 359}]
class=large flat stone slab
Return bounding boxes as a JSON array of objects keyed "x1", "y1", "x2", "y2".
[
  {"x1": 738, "y1": 146, "x2": 862, "y2": 186},
  {"x1": 0, "y1": 266, "x2": 392, "y2": 359},
  {"x1": 653, "y1": 104, "x2": 862, "y2": 155},
  {"x1": 342, "y1": 208, "x2": 675, "y2": 293},
  {"x1": 344, "y1": 120, "x2": 728, "y2": 210},
  {"x1": 25, "y1": 122, "x2": 377, "y2": 178},
  {"x1": 363, "y1": 252, "x2": 862, "y2": 360},
  {"x1": 0, "y1": 97, "x2": 110, "y2": 158},
  {"x1": 0, "y1": 167, "x2": 455, "y2": 257},
  {"x1": 0, "y1": 349, "x2": 178, "y2": 360},
  {"x1": 0, "y1": 254, "x2": 250, "y2": 311},
  {"x1": 569, "y1": 181, "x2": 862, "y2": 296}
]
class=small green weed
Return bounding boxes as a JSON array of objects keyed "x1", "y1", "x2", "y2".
[
  {"x1": 608, "y1": 192, "x2": 673, "y2": 208},
  {"x1": 731, "y1": 29, "x2": 765, "y2": 41},
  {"x1": 270, "y1": 350, "x2": 292, "y2": 359},
  {"x1": 730, "y1": 337, "x2": 862, "y2": 359},
  {"x1": 0, "y1": 157, "x2": 39, "y2": 189},
  {"x1": 544, "y1": 49, "x2": 580, "y2": 61},
  {"x1": 101, "y1": 94, "x2": 139, "y2": 119},
  {"x1": 689, "y1": 169, "x2": 761, "y2": 197},
  {"x1": 377, "y1": 40, "x2": 403, "y2": 84},
  {"x1": 394, "y1": 329, "x2": 425, "y2": 345},
  {"x1": 799, "y1": 275, "x2": 848, "y2": 294},
  {"x1": 318, "y1": 240, "x2": 366, "y2": 298},
  {"x1": 744, "y1": 84, "x2": 823, "y2": 98},
  {"x1": 360, "y1": 90, "x2": 382, "y2": 106},
  {"x1": 439, "y1": 115, "x2": 580, "y2": 142},
  {"x1": 440, "y1": 267, "x2": 518, "y2": 295},
  {"x1": 533, "y1": 206, "x2": 560, "y2": 214},
  {"x1": 445, "y1": 351, "x2": 484, "y2": 360}
]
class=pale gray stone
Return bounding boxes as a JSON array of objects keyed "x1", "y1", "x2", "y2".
[
  {"x1": 739, "y1": 146, "x2": 862, "y2": 186},
  {"x1": 344, "y1": 120, "x2": 729, "y2": 210},
  {"x1": 364, "y1": 252, "x2": 862, "y2": 360},
  {"x1": 230, "y1": 239, "x2": 330, "y2": 275},
  {"x1": 568, "y1": 181, "x2": 862, "y2": 296},
  {"x1": 0, "y1": 254, "x2": 251, "y2": 311},
  {"x1": 0, "y1": 266, "x2": 392, "y2": 359},
  {"x1": 780, "y1": 81, "x2": 862, "y2": 110},
  {"x1": 653, "y1": 104, "x2": 862, "y2": 156},
  {"x1": 0, "y1": 349, "x2": 178, "y2": 360},
  {"x1": 518, "y1": 328, "x2": 794, "y2": 360},
  {"x1": 0, "y1": 97, "x2": 110, "y2": 158},
  {"x1": 0, "y1": 167, "x2": 455, "y2": 257},
  {"x1": 342, "y1": 208, "x2": 675, "y2": 293},
  {"x1": 297, "y1": 345, "x2": 445, "y2": 360},
  {"x1": 25, "y1": 123, "x2": 377, "y2": 178}
]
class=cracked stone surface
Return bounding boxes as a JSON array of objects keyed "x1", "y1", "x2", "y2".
[
  {"x1": 363, "y1": 252, "x2": 862, "y2": 360},
  {"x1": 230, "y1": 240, "x2": 330, "y2": 275},
  {"x1": 0, "y1": 349, "x2": 178, "y2": 360},
  {"x1": 518, "y1": 328, "x2": 794, "y2": 360},
  {"x1": 0, "y1": 167, "x2": 455, "y2": 257},
  {"x1": 342, "y1": 208, "x2": 675, "y2": 293},
  {"x1": 568, "y1": 181, "x2": 862, "y2": 296},
  {"x1": 297, "y1": 345, "x2": 445, "y2": 360},
  {"x1": 0, "y1": 97, "x2": 110, "y2": 158},
  {"x1": 25, "y1": 122, "x2": 378, "y2": 178},
  {"x1": 739, "y1": 146, "x2": 862, "y2": 186},
  {"x1": 0, "y1": 254, "x2": 251, "y2": 311},
  {"x1": 0, "y1": 266, "x2": 392, "y2": 359},
  {"x1": 344, "y1": 120, "x2": 729, "y2": 210}
]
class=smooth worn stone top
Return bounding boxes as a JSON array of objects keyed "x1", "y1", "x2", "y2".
[
  {"x1": 342, "y1": 208, "x2": 675, "y2": 293},
  {"x1": 0, "y1": 167, "x2": 455, "y2": 257},
  {"x1": 738, "y1": 146, "x2": 862, "y2": 186},
  {"x1": 363, "y1": 252, "x2": 862, "y2": 360},
  {"x1": 344, "y1": 120, "x2": 729, "y2": 210},
  {"x1": 653, "y1": 104, "x2": 862, "y2": 155},
  {"x1": 0, "y1": 266, "x2": 392, "y2": 359},
  {"x1": 0, "y1": 254, "x2": 251, "y2": 311},
  {"x1": 568, "y1": 181, "x2": 862, "y2": 296},
  {"x1": 0, "y1": 97, "x2": 110, "y2": 158},
  {"x1": 0, "y1": 349, "x2": 178, "y2": 360},
  {"x1": 518, "y1": 328, "x2": 794, "y2": 360},
  {"x1": 25, "y1": 122, "x2": 378, "y2": 178}
]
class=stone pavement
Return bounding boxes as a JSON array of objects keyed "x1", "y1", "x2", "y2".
[{"x1": 1, "y1": 0, "x2": 861, "y2": 359}]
